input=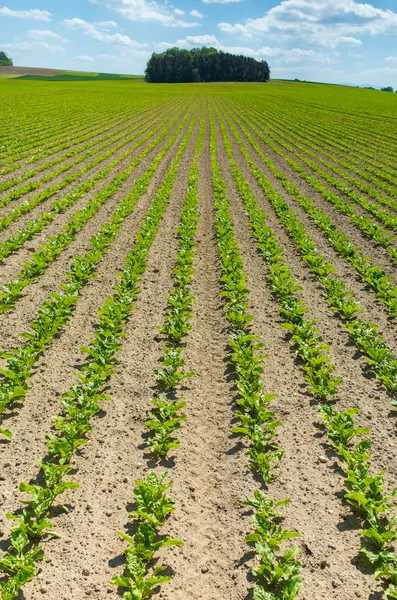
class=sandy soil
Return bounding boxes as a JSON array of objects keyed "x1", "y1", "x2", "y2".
[{"x1": 1, "y1": 89, "x2": 397, "y2": 600}]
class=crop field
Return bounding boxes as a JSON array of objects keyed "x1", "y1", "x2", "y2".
[{"x1": 1, "y1": 77, "x2": 397, "y2": 600}]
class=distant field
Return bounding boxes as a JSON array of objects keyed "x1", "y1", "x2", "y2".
[
  {"x1": 1, "y1": 77, "x2": 397, "y2": 600},
  {"x1": 0, "y1": 65, "x2": 142, "y2": 80}
]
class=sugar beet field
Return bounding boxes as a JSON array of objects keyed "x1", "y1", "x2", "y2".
[{"x1": 1, "y1": 78, "x2": 397, "y2": 600}]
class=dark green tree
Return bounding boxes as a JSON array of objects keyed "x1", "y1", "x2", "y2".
[
  {"x1": 0, "y1": 51, "x2": 13, "y2": 67},
  {"x1": 145, "y1": 47, "x2": 270, "y2": 83}
]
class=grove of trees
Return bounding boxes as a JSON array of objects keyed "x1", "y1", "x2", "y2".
[
  {"x1": 0, "y1": 52, "x2": 13, "y2": 66},
  {"x1": 145, "y1": 47, "x2": 270, "y2": 83}
]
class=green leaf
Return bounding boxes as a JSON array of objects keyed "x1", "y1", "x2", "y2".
[{"x1": 0, "y1": 427, "x2": 12, "y2": 439}]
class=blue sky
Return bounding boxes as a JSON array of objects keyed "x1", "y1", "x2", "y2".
[{"x1": 2, "y1": 0, "x2": 397, "y2": 86}]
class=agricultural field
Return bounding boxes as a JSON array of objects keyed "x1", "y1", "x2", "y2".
[{"x1": 0, "y1": 76, "x2": 397, "y2": 600}]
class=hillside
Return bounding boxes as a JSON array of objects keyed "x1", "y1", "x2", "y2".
[{"x1": 0, "y1": 65, "x2": 141, "y2": 80}]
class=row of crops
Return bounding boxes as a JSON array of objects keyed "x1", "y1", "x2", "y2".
[{"x1": 0, "y1": 79, "x2": 397, "y2": 599}]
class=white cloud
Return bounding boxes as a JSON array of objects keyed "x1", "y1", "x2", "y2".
[
  {"x1": 177, "y1": 34, "x2": 219, "y2": 47},
  {"x1": 190, "y1": 9, "x2": 204, "y2": 18},
  {"x1": 174, "y1": 8, "x2": 185, "y2": 15},
  {"x1": 63, "y1": 18, "x2": 148, "y2": 47},
  {"x1": 218, "y1": 22, "x2": 252, "y2": 38},
  {"x1": 89, "y1": 0, "x2": 201, "y2": 27},
  {"x1": 166, "y1": 35, "x2": 333, "y2": 65},
  {"x1": 95, "y1": 20, "x2": 117, "y2": 29},
  {"x1": 2, "y1": 41, "x2": 32, "y2": 50},
  {"x1": 203, "y1": 0, "x2": 242, "y2": 3},
  {"x1": 72, "y1": 55, "x2": 94, "y2": 61},
  {"x1": 385, "y1": 56, "x2": 397, "y2": 64},
  {"x1": 35, "y1": 42, "x2": 66, "y2": 52},
  {"x1": 332, "y1": 36, "x2": 362, "y2": 47},
  {"x1": 2, "y1": 37, "x2": 66, "y2": 53},
  {"x1": 218, "y1": 0, "x2": 397, "y2": 48},
  {"x1": 27, "y1": 29, "x2": 69, "y2": 43},
  {"x1": 0, "y1": 6, "x2": 52, "y2": 21}
]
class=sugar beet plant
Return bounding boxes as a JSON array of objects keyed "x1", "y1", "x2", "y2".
[
  {"x1": 0, "y1": 100, "x2": 178, "y2": 265},
  {"x1": 112, "y1": 111, "x2": 205, "y2": 600},
  {"x1": 0, "y1": 110, "x2": 197, "y2": 600},
  {"x1": 110, "y1": 472, "x2": 183, "y2": 600},
  {"x1": 0, "y1": 101, "x2": 158, "y2": 195},
  {"x1": 319, "y1": 405, "x2": 397, "y2": 598},
  {"x1": 237, "y1": 98, "x2": 397, "y2": 220},
  {"x1": 0, "y1": 100, "x2": 182, "y2": 291},
  {"x1": 0, "y1": 104, "x2": 194, "y2": 439},
  {"x1": 210, "y1": 111, "x2": 302, "y2": 600},
  {"x1": 215, "y1": 102, "x2": 397, "y2": 597},
  {"x1": 146, "y1": 114, "x2": 204, "y2": 457},
  {"x1": 217, "y1": 106, "x2": 397, "y2": 404},
  {"x1": 225, "y1": 101, "x2": 397, "y2": 313}
]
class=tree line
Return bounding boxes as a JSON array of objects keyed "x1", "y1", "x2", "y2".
[
  {"x1": 145, "y1": 47, "x2": 270, "y2": 83},
  {"x1": 0, "y1": 52, "x2": 13, "y2": 67}
]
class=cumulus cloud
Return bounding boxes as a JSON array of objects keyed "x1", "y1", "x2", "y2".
[
  {"x1": 164, "y1": 35, "x2": 334, "y2": 66},
  {"x1": 176, "y1": 34, "x2": 219, "y2": 47},
  {"x1": 330, "y1": 36, "x2": 362, "y2": 48},
  {"x1": 27, "y1": 29, "x2": 69, "y2": 43},
  {"x1": 94, "y1": 20, "x2": 118, "y2": 29},
  {"x1": 190, "y1": 9, "x2": 204, "y2": 18},
  {"x1": 0, "y1": 6, "x2": 52, "y2": 21},
  {"x1": 217, "y1": 0, "x2": 397, "y2": 47},
  {"x1": 63, "y1": 18, "x2": 148, "y2": 47},
  {"x1": 89, "y1": 0, "x2": 200, "y2": 27},
  {"x1": 385, "y1": 56, "x2": 397, "y2": 64}
]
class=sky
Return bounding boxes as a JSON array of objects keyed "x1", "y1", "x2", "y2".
[{"x1": 2, "y1": 0, "x2": 397, "y2": 86}]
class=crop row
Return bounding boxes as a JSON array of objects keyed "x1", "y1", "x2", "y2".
[
  {"x1": 210, "y1": 109, "x2": 303, "y2": 600},
  {"x1": 0, "y1": 100, "x2": 179, "y2": 211},
  {"x1": 250, "y1": 109, "x2": 397, "y2": 230},
  {"x1": 0, "y1": 101, "x2": 133, "y2": 165},
  {"x1": 261, "y1": 105, "x2": 397, "y2": 198},
  {"x1": 231, "y1": 100, "x2": 397, "y2": 262},
  {"x1": 0, "y1": 107, "x2": 198, "y2": 600},
  {"x1": 0, "y1": 102, "x2": 195, "y2": 439},
  {"x1": 0, "y1": 90, "x2": 163, "y2": 161},
  {"x1": 241, "y1": 96, "x2": 397, "y2": 184},
  {"x1": 0, "y1": 100, "x2": 181, "y2": 267},
  {"x1": 214, "y1": 100, "x2": 397, "y2": 597},
  {"x1": 113, "y1": 110, "x2": 205, "y2": 599},
  {"x1": 0, "y1": 100, "x2": 164, "y2": 192},
  {"x1": 221, "y1": 102, "x2": 397, "y2": 315},
  {"x1": 0, "y1": 94, "x2": 121, "y2": 147},
  {"x1": 0, "y1": 104, "x2": 135, "y2": 177},
  {"x1": 217, "y1": 106, "x2": 397, "y2": 404},
  {"x1": 266, "y1": 93, "x2": 397, "y2": 152}
]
